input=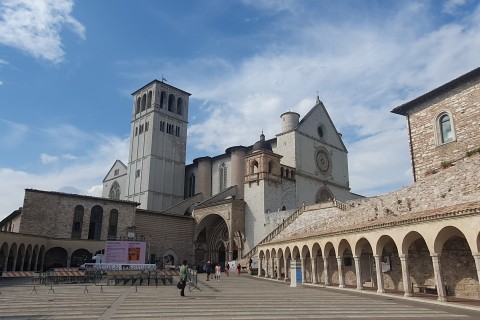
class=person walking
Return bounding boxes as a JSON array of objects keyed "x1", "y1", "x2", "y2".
[
  {"x1": 179, "y1": 260, "x2": 188, "y2": 297},
  {"x1": 206, "y1": 261, "x2": 212, "y2": 281},
  {"x1": 237, "y1": 263, "x2": 241, "y2": 276},
  {"x1": 215, "y1": 263, "x2": 221, "y2": 281},
  {"x1": 225, "y1": 262, "x2": 230, "y2": 276}
]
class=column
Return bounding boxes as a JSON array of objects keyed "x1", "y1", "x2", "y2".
[
  {"x1": 354, "y1": 256, "x2": 362, "y2": 290},
  {"x1": 311, "y1": 257, "x2": 318, "y2": 284},
  {"x1": 323, "y1": 257, "x2": 330, "y2": 286},
  {"x1": 431, "y1": 253, "x2": 447, "y2": 302},
  {"x1": 2, "y1": 256, "x2": 8, "y2": 272},
  {"x1": 300, "y1": 258, "x2": 305, "y2": 283},
  {"x1": 19, "y1": 254, "x2": 26, "y2": 271},
  {"x1": 374, "y1": 255, "x2": 385, "y2": 293},
  {"x1": 399, "y1": 254, "x2": 412, "y2": 297},
  {"x1": 472, "y1": 253, "x2": 480, "y2": 283},
  {"x1": 284, "y1": 257, "x2": 290, "y2": 282},
  {"x1": 257, "y1": 258, "x2": 263, "y2": 278},
  {"x1": 27, "y1": 254, "x2": 33, "y2": 272},
  {"x1": 336, "y1": 256, "x2": 345, "y2": 288},
  {"x1": 264, "y1": 258, "x2": 269, "y2": 278},
  {"x1": 33, "y1": 253, "x2": 39, "y2": 272},
  {"x1": 275, "y1": 258, "x2": 280, "y2": 280}
]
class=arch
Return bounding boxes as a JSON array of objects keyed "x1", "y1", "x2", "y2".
[
  {"x1": 162, "y1": 248, "x2": 178, "y2": 267},
  {"x1": 71, "y1": 248, "x2": 92, "y2": 267},
  {"x1": 147, "y1": 90, "x2": 152, "y2": 108},
  {"x1": 177, "y1": 97, "x2": 183, "y2": 115},
  {"x1": 401, "y1": 231, "x2": 425, "y2": 255},
  {"x1": 23, "y1": 244, "x2": 32, "y2": 271},
  {"x1": 0, "y1": 242, "x2": 8, "y2": 272},
  {"x1": 312, "y1": 242, "x2": 322, "y2": 258},
  {"x1": 434, "y1": 226, "x2": 467, "y2": 253},
  {"x1": 337, "y1": 239, "x2": 352, "y2": 257},
  {"x1": 17, "y1": 244, "x2": 25, "y2": 271},
  {"x1": 292, "y1": 246, "x2": 300, "y2": 260},
  {"x1": 251, "y1": 160, "x2": 259, "y2": 174},
  {"x1": 316, "y1": 187, "x2": 334, "y2": 203},
  {"x1": 44, "y1": 247, "x2": 68, "y2": 270},
  {"x1": 72, "y1": 205, "x2": 84, "y2": 239},
  {"x1": 436, "y1": 111, "x2": 455, "y2": 144},
  {"x1": 7, "y1": 243, "x2": 17, "y2": 271},
  {"x1": 88, "y1": 205, "x2": 103, "y2": 240},
  {"x1": 268, "y1": 160, "x2": 273, "y2": 173},
  {"x1": 354, "y1": 237, "x2": 373, "y2": 257},
  {"x1": 109, "y1": 181, "x2": 121, "y2": 200},
  {"x1": 168, "y1": 94, "x2": 175, "y2": 112},
  {"x1": 141, "y1": 94, "x2": 146, "y2": 112},
  {"x1": 160, "y1": 91, "x2": 166, "y2": 108},
  {"x1": 136, "y1": 97, "x2": 141, "y2": 114},
  {"x1": 108, "y1": 209, "x2": 119, "y2": 239},
  {"x1": 324, "y1": 242, "x2": 336, "y2": 257}
]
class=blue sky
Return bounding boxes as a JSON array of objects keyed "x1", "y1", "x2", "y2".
[{"x1": 0, "y1": 0, "x2": 479, "y2": 220}]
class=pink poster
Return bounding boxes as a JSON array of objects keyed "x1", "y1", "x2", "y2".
[{"x1": 105, "y1": 241, "x2": 146, "y2": 264}]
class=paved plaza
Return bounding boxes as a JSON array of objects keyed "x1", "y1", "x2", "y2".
[{"x1": 1, "y1": 274, "x2": 480, "y2": 319}]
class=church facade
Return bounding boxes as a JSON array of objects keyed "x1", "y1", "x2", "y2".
[{"x1": 102, "y1": 80, "x2": 362, "y2": 268}]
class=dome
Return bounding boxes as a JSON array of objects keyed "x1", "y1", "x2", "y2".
[{"x1": 252, "y1": 133, "x2": 272, "y2": 152}]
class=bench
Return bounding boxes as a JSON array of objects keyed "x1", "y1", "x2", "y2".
[{"x1": 412, "y1": 283, "x2": 448, "y2": 295}]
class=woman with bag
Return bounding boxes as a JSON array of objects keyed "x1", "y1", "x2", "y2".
[{"x1": 179, "y1": 260, "x2": 188, "y2": 296}]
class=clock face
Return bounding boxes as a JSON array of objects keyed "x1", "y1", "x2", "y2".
[{"x1": 316, "y1": 150, "x2": 330, "y2": 173}]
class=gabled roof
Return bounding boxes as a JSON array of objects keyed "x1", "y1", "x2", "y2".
[
  {"x1": 296, "y1": 100, "x2": 347, "y2": 152},
  {"x1": 102, "y1": 160, "x2": 127, "y2": 183},
  {"x1": 0, "y1": 207, "x2": 22, "y2": 227},
  {"x1": 392, "y1": 67, "x2": 480, "y2": 116}
]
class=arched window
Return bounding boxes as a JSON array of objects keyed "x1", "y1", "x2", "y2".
[
  {"x1": 268, "y1": 161, "x2": 273, "y2": 173},
  {"x1": 147, "y1": 91, "x2": 153, "y2": 109},
  {"x1": 168, "y1": 94, "x2": 175, "y2": 112},
  {"x1": 177, "y1": 97, "x2": 183, "y2": 115},
  {"x1": 252, "y1": 160, "x2": 259, "y2": 174},
  {"x1": 438, "y1": 113, "x2": 454, "y2": 144},
  {"x1": 141, "y1": 94, "x2": 146, "y2": 112},
  {"x1": 88, "y1": 205, "x2": 103, "y2": 240},
  {"x1": 136, "y1": 97, "x2": 141, "y2": 114},
  {"x1": 160, "y1": 91, "x2": 166, "y2": 108},
  {"x1": 109, "y1": 181, "x2": 121, "y2": 200},
  {"x1": 108, "y1": 209, "x2": 118, "y2": 239},
  {"x1": 71, "y1": 205, "x2": 84, "y2": 239},
  {"x1": 316, "y1": 187, "x2": 334, "y2": 203},
  {"x1": 219, "y1": 163, "x2": 227, "y2": 192}
]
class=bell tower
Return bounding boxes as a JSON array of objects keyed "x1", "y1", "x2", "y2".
[
  {"x1": 243, "y1": 133, "x2": 283, "y2": 251},
  {"x1": 126, "y1": 80, "x2": 190, "y2": 212}
]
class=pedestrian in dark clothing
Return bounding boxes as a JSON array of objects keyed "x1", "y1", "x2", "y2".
[
  {"x1": 237, "y1": 263, "x2": 241, "y2": 276},
  {"x1": 179, "y1": 260, "x2": 188, "y2": 297},
  {"x1": 206, "y1": 261, "x2": 212, "y2": 281}
]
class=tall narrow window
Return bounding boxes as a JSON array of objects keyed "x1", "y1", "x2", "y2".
[
  {"x1": 439, "y1": 114, "x2": 453, "y2": 143},
  {"x1": 168, "y1": 94, "x2": 175, "y2": 112},
  {"x1": 147, "y1": 91, "x2": 152, "y2": 109},
  {"x1": 109, "y1": 181, "x2": 121, "y2": 200},
  {"x1": 160, "y1": 91, "x2": 166, "y2": 108},
  {"x1": 219, "y1": 163, "x2": 227, "y2": 192},
  {"x1": 136, "y1": 97, "x2": 141, "y2": 114},
  {"x1": 108, "y1": 209, "x2": 118, "y2": 239},
  {"x1": 88, "y1": 205, "x2": 103, "y2": 240},
  {"x1": 71, "y1": 205, "x2": 84, "y2": 239},
  {"x1": 141, "y1": 94, "x2": 146, "y2": 111},
  {"x1": 188, "y1": 174, "x2": 195, "y2": 197},
  {"x1": 177, "y1": 97, "x2": 183, "y2": 115}
]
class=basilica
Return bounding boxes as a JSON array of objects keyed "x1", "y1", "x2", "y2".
[{"x1": 1, "y1": 67, "x2": 479, "y2": 301}]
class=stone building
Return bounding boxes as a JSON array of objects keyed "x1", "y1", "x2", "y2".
[
  {"x1": 103, "y1": 81, "x2": 362, "y2": 268},
  {"x1": 256, "y1": 66, "x2": 480, "y2": 301},
  {"x1": 1, "y1": 67, "x2": 479, "y2": 304}
]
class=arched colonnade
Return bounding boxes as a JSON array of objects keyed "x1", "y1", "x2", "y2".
[{"x1": 257, "y1": 215, "x2": 480, "y2": 301}]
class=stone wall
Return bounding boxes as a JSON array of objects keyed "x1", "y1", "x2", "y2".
[
  {"x1": 276, "y1": 154, "x2": 480, "y2": 240},
  {"x1": 407, "y1": 76, "x2": 480, "y2": 181},
  {"x1": 20, "y1": 189, "x2": 137, "y2": 240},
  {"x1": 135, "y1": 210, "x2": 194, "y2": 266}
]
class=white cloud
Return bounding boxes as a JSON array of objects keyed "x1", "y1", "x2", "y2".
[
  {"x1": 166, "y1": 1, "x2": 480, "y2": 198},
  {"x1": 40, "y1": 153, "x2": 59, "y2": 164},
  {"x1": 0, "y1": 80, "x2": 3, "y2": 86},
  {"x1": 0, "y1": 132, "x2": 129, "y2": 220},
  {"x1": 443, "y1": 0, "x2": 468, "y2": 14},
  {"x1": 0, "y1": 0, "x2": 85, "y2": 63},
  {"x1": 0, "y1": 118, "x2": 29, "y2": 148}
]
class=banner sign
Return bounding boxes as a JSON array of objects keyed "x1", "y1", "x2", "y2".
[
  {"x1": 104, "y1": 241, "x2": 147, "y2": 264},
  {"x1": 85, "y1": 263, "x2": 156, "y2": 271}
]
